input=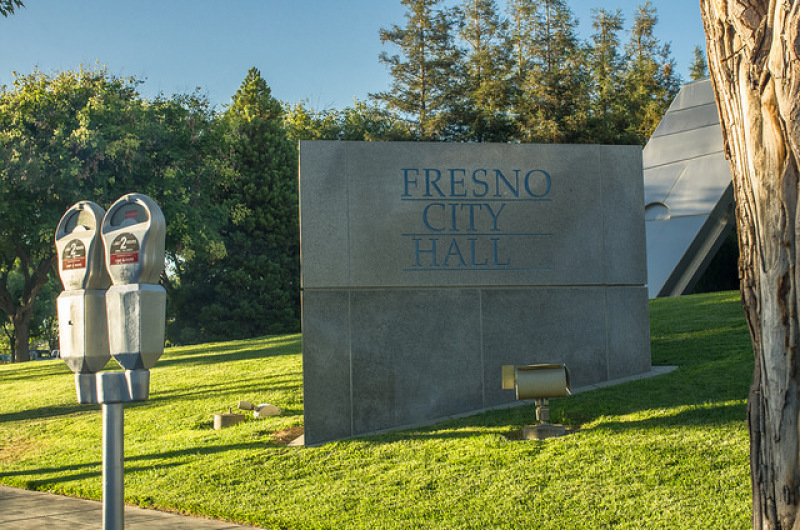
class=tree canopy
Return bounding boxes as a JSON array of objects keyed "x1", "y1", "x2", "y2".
[
  {"x1": 0, "y1": 67, "x2": 223, "y2": 360},
  {"x1": 373, "y1": 0, "x2": 683, "y2": 144},
  {"x1": 168, "y1": 68, "x2": 300, "y2": 344}
]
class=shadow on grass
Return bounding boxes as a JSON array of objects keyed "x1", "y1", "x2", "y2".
[
  {"x1": 0, "y1": 362, "x2": 71, "y2": 382},
  {"x1": 0, "y1": 403, "x2": 98, "y2": 423},
  {"x1": 157, "y1": 336, "x2": 301, "y2": 368},
  {"x1": 148, "y1": 378, "x2": 302, "y2": 404},
  {"x1": 7, "y1": 462, "x2": 184, "y2": 490},
  {"x1": 0, "y1": 439, "x2": 278, "y2": 487}
]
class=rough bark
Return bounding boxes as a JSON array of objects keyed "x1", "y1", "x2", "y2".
[{"x1": 700, "y1": 1, "x2": 800, "y2": 528}]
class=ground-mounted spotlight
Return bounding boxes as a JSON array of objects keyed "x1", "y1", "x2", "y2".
[{"x1": 502, "y1": 364, "x2": 570, "y2": 440}]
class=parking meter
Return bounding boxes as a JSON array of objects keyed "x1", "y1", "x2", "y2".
[
  {"x1": 55, "y1": 194, "x2": 167, "y2": 530},
  {"x1": 101, "y1": 193, "x2": 166, "y2": 372},
  {"x1": 55, "y1": 201, "x2": 111, "y2": 379}
]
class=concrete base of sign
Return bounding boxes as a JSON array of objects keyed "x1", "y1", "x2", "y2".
[
  {"x1": 289, "y1": 366, "x2": 675, "y2": 447},
  {"x1": 522, "y1": 423, "x2": 566, "y2": 440},
  {"x1": 302, "y1": 285, "x2": 650, "y2": 444}
]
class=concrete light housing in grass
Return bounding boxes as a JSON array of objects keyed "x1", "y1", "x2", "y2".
[{"x1": 502, "y1": 364, "x2": 570, "y2": 440}]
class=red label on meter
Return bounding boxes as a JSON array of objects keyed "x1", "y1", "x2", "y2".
[
  {"x1": 62, "y1": 239, "x2": 87, "y2": 270},
  {"x1": 109, "y1": 233, "x2": 140, "y2": 266}
]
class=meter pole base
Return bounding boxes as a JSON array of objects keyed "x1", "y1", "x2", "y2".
[{"x1": 102, "y1": 402, "x2": 124, "y2": 530}]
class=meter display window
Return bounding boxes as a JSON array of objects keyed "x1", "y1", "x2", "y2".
[
  {"x1": 63, "y1": 209, "x2": 96, "y2": 233},
  {"x1": 110, "y1": 204, "x2": 147, "y2": 226}
]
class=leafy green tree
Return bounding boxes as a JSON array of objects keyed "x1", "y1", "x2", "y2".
[
  {"x1": 0, "y1": 67, "x2": 223, "y2": 361},
  {"x1": 373, "y1": 0, "x2": 460, "y2": 140},
  {"x1": 283, "y1": 100, "x2": 411, "y2": 143},
  {"x1": 689, "y1": 44, "x2": 708, "y2": 80},
  {"x1": 283, "y1": 101, "x2": 342, "y2": 142},
  {"x1": 338, "y1": 101, "x2": 413, "y2": 141},
  {"x1": 508, "y1": 0, "x2": 588, "y2": 143},
  {"x1": 623, "y1": 1, "x2": 681, "y2": 143},
  {"x1": 451, "y1": 0, "x2": 514, "y2": 141},
  {"x1": 0, "y1": 0, "x2": 23, "y2": 17},
  {"x1": 169, "y1": 68, "x2": 299, "y2": 343}
]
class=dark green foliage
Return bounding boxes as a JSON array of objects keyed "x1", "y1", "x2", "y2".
[
  {"x1": 584, "y1": 8, "x2": 634, "y2": 144},
  {"x1": 373, "y1": 0, "x2": 461, "y2": 140},
  {"x1": 509, "y1": 0, "x2": 589, "y2": 143},
  {"x1": 283, "y1": 100, "x2": 413, "y2": 142},
  {"x1": 373, "y1": 0, "x2": 681, "y2": 146},
  {"x1": 622, "y1": 1, "x2": 682, "y2": 143},
  {"x1": 169, "y1": 68, "x2": 300, "y2": 344},
  {"x1": 0, "y1": 0, "x2": 22, "y2": 17},
  {"x1": 450, "y1": 0, "x2": 515, "y2": 142},
  {"x1": 690, "y1": 45, "x2": 709, "y2": 81},
  {"x1": 0, "y1": 67, "x2": 222, "y2": 360}
]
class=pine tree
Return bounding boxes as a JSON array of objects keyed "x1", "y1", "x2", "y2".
[
  {"x1": 373, "y1": 0, "x2": 459, "y2": 140},
  {"x1": 172, "y1": 68, "x2": 299, "y2": 343},
  {"x1": 585, "y1": 8, "x2": 631, "y2": 144},
  {"x1": 451, "y1": 0, "x2": 514, "y2": 142},
  {"x1": 508, "y1": 0, "x2": 588, "y2": 143},
  {"x1": 623, "y1": 1, "x2": 681, "y2": 143},
  {"x1": 689, "y1": 45, "x2": 708, "y2": 80}
]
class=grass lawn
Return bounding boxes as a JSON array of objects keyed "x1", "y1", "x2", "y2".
[{"x1": 0, "y1": 291, "x2": 753, "y2": 529}]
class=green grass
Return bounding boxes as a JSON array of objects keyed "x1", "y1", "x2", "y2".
[{"x1": 0, "y1": 291, "x2": 753, "y2": 529}]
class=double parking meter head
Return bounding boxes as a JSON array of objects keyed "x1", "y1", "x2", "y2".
[
  {"x1": 55, "y1": 201, "x2": 112, "y2": 374},
  {"x1": 102, "y1": 193, "x2": 167, "y2": 371}
]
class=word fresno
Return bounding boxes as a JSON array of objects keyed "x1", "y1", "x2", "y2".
[{"x1": 402, "y1": 168, "x2": 551, "y2": 198}]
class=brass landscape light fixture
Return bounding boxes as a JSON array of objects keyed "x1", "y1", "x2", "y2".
[{"x1": 502, "y1": 364, "x2": 570, "y2": 440}]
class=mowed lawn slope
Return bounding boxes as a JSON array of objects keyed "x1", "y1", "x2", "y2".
[{"x1": 0, "y1": 291, "x2": 753, "y2": 529}]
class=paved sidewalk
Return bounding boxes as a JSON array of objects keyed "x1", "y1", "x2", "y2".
[{"x1": 0, "y1": 485, "x2": 264, "y2": 529}]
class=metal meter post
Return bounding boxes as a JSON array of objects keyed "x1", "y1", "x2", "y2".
[{"x1": 99, "y1": 193, "x2": 167, "y2": 530}]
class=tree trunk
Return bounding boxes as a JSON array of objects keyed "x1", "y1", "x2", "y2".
[
  {"x1": 0, "y1": 256, "x2": 56, "y2": 364},
  {"x1": 12, "y1": 310, "x2": 30, "y2": 363},
  {"x1": 701, "y1": 1, "x2": 800, "y2": 528}
]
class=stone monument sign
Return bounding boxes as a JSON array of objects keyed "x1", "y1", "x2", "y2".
[{"x1": 300, "y1": 141, "x2": 651, "y2": 445}]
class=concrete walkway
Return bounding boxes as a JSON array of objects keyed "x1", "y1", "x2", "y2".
[{"x1": 0, "y1": 485, "x2": 264, "y2": 529}]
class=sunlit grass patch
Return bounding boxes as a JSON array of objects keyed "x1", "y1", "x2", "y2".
[{"x1": 0, "y1": 294, "x2": 753, "y2": 529}]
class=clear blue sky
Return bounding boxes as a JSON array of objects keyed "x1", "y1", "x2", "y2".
[{"x1": 0, "y1": 0, "x2": 706, "y2": 111}]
